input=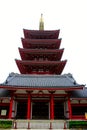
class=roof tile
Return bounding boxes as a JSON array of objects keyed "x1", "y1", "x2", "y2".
[{"x1": 0, "y1": 72, "x2": 84, "y2": 89}]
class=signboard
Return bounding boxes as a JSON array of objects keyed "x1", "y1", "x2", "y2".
[
  {"x1": 1, "y1": 110, "x2": 7, "y2": 116},
  {"x1": 85, "y1": 112, "x2": 87, "y2": 119}
]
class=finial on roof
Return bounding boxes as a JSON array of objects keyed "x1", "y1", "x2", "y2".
[{"x1": 39, "y1": 14, "x2": 44, "y2": 30}]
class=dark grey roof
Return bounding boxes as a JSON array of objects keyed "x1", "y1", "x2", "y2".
[
  {"x1": 0, "y1": 89, "x2": 10, "y2": 97},
  {"x1": 0, "y1": 72, "x2": 84, "y2": 89},
  {"x1": 71, "y1": 88, "x2": 87, "y2": 98}
]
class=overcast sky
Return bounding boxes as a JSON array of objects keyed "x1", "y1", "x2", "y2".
[{"x1": 0, "y1": 0, "x2": 87, "y2": 86}]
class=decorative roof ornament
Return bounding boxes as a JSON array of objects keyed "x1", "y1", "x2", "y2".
[{"x1": 39, "y1": 14, "x2": 44, "y2": 30}]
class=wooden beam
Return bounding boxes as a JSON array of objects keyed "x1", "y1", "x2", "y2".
[{"x1": 0, "y1": 86, "x2": 83, "y2": 91}]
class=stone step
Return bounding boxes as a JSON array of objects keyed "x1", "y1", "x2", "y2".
[
  {"x1": 2, "y1": 129, "x2": 70, "y2": 130},
  {"x1": 13, "y1": 120, "x2": 66, "y2": 129}
]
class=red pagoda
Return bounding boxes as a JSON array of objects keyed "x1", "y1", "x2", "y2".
[
  {"x1": 0, "y1": 14, "x2": 87, "y2": 129},
  {"x1": 16, "y1": 29, "x2": 66, "y2": 75}
]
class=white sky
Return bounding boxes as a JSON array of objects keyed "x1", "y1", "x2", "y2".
[{"x1": 0, "y1": 0, "x2": 87, "y2": 86}]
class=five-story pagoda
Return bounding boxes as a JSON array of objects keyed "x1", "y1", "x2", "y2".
[
  {"x1": 0, "y1": 15, "x2": 85, "y2": 123},
  {"x1": 15, "y1": 15, "x2": 67, "y2": 75}
]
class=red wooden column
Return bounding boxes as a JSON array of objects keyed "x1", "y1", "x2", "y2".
[
  {"x1": 27, "y1": 93, "x2": 31, "y2": 119},
  {"x1": 9, "y1": 96, "x2": 14, "y2": 119},
  {"x1": 50, "y1": 94, "x2": 54, "y2": 120},
  {"x1": 68, "y1": 97, "x2": 72, "y2": 119}
]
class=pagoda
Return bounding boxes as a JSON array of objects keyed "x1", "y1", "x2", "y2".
[
  {"x1": 0, "y1": 14, "x2": 87, "y2": 129},
  {"x1": 15, "y1": 29, "x2": 66, "y2": 75}
]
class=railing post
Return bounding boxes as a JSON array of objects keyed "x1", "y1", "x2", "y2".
[
  {"x1": 28, "y1": 120, "x2": 30, "y2": 129},
  {"x1": 50, "y1": 120, "x2": 52, "y2": 129},
  {"x1": 64, "y1": 121, "x2": 66, "y2": 129},
  {"x1": 14, "y1": 120, "x2": 17, "y2": 129}
]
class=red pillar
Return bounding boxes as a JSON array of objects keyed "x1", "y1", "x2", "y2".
[
  {"x1": 50, "y1": 94, "x2": 54, "y2": 120},
  {"x1": 27, "y1": 94, "x2": 31, "y2": 119},
  {"x1": 9, "y1": 96, "x2": 13, "y2": 119},
  {"x1": 68, "y1": 97, "x2": 72, "y2": 119}
]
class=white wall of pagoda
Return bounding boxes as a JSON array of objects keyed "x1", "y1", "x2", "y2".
[
  {"x1": 71, "y1": 99, "x2": 87, "y2": 104},
  {"x1": 1, "y1": 98, "x2": 10, "y2": 103}
]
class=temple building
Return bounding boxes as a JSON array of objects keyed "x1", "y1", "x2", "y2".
[{"x1": 0, "y1": 14, "x2": 87, "y2": 129}]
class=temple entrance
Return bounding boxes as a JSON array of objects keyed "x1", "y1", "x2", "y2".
[
  {"x1": 54, "y1": 101, "x2": 64, "y2": 119},
  {"x1": 32, "y1": 101, "x2": 49, "y2": 119},
  {"x1": 16, "y1": 101, "x2": 27, "y2": 119}
]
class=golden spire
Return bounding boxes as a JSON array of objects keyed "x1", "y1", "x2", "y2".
[{"x1": 39, "y1": 14, "x2": 44, "y2": 30}]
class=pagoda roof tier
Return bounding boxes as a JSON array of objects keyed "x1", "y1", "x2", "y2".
[
  {"x1": 21, "y1": 38, "x2": 61, "y2": 49},
  {"x1": 19, "y1": 48, "x2": 64, "y2": 61},
  {"x1": 15, "y1": 59, "x2": 67, "y2": 74},
  {"x1": 23, "y1": 29, "x2": 60, "y2": 39}
]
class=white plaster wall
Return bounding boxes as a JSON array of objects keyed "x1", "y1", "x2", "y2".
[
  {"x1": 15, "y1": 90, "x2": 27, "y2": 94},
  {"x1": 71, "y1": 100, "x2": 79, "y2": 104},
  {"x1": 71, "y1": 99, "x2": 87, "y2": 104},
  {"x1": 80, "y1": 100, "x2": 87, "y2": 103},
  {"x1": 2, "y1": 98, "x2": 10, "y2": 103}
]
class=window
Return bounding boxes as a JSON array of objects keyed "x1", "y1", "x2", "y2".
[{"x1": 72, "y1": 106, "x2": 87, "y2": 115}]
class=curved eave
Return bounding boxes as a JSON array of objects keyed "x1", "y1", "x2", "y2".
[
  {"x1": 15, "y1": 59, "x2": 67, "y2": 74},
  {"x1": 19, "y1": 48, "x2": 64, "y2": 61},
  {"x1": 0, "y1": 85, "x2": 84, "y2": 91},
  {"x1": 16, "y1": 59, "x2": 67, "y2": 66},
  {"x1": 55, "y1": 61, "x2": 66, "y2": 74},
  {"x1": 19, "y1": 48, "x2": 64, "y2": 54},
  {"x1": 23, "y1": 29, "x2": 60, "y2": 39},
  {"x1": 21, "y1": 38, "x2": 61, "y2": 49}
]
